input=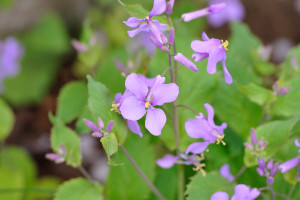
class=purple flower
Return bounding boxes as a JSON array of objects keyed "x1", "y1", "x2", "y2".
[
  {"x1": 84, "y1": 117, "x2": 114, "y2": 138},
  {"x1": 220, "y1": 164, "x2": 234, "y2": 182},
  {"x1": 272, "y1": 81, "x2": 290, "y2": 96},
  {"x1": 244, "y1": 128, "x2": 268, "y2": 153},
  {"x1": 45, "y1": 144, "x2": 66, "y2": 164},
  {"x1": 256, "y1": 158, "x2": 279, "y2": 185},
  {"x1": 208, "y1": 0, "x2": 245, "y2": 28},
  {"x1": 174, "y1": 53, "x2": 198, "y2": 71},
  {"x1": 211, "y1": 184, "x2": 260, "y2": 200},
  {"x1": 185, "y1": 103, "x2": 227, "y2": 154},
  {"x1": 0, "y1": 37, "x2": 23, "y2": 93},
  {"x1": 182, "y1": 3, "x2": 226, "y2": 22},
  {"x1": 191, "y1": 32, "x2": 232, "y2": 84},
  {"x1": 279, "y1": 139, "x2": 300, "y2": 180},
  {"x1": 123, "y1": 0, "x2": 168, "y2": 48},
  {"x1": 156, "y1": 153, "x2": 206, "y2": 175},
  {"x1": 166, "y1": 0, "x2": 175, "y2": 14},
  {"x1": 119, "y1": 73, "x2": 179, "y2": 135}
]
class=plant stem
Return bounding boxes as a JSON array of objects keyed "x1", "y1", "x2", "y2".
[
  {"x1": 270, "y1": 184, "x2": 275, "y2": 200},
  {"x1": 274, "y1": 193, "x2": 291, "y2": 200},
  {"x1": 120, "y1": 145, "x2": 166, "y2": 200},
  {"x1": 233, "y1": 165, "x2": 247, "y2": 182},
  {"x1": 177, "y1": 104, "x2": 199, "y2": 115},
  {"x1": 288, "y1": 183, "x2": 297, "y2": 197},
  {"x1": 78, "y1": 166, "x2": 95, "y2": 183}
]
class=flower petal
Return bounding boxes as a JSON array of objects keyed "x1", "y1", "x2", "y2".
[
  {"x1": 185, "y1": 141, "x2": 210, "y2": 155},
  {"x1": 127, "y1": 120, "x2": 143, "y2": 137},
  {"x1": 185, "y1": 118, "x2": 217, "y2": 142},
  {"x1": 151, "y1": 83, "x2": 179, "y2": 106},
  {"x1": 106, "y1": 120, "x2": 114, "y2": 132},
  {"x1": 182, "y1": 8, "x2": 209, "y2": 22},
  {"x1": 156, "y1": 154, "x2": 179, "y2": 168},
  {"x1": 127, "y1": 24, "x2": 149, "y2": 38},
  {"x1": 125, "y1": 73, "x2": 148, "y2": 101},
  {"x1": 279, "y1": 157, "x2": 300, "y2": 173},
  {"x1": 123, "y1": 17, "x2": 144, "y2": 28},
  {"x1": 207, "y1": 48, "x2": 225, "y2": 74},
  {"x1": 295, "y1": 139, "x2": 300, "y2": 147},
  {"x1": 248, "y1": 188, "x2": 260, "y2": 199},
  {"x1": 191, "y1": 39, "x2": 220, "y2": 53},
  {"x1": 192, "y1": 52, "x2": 209, "y2": 62},
  {"x1": 145, "y1": 107, "x2": 166, "y2": 136},
  {"x1": 221, "y1": 56, "x2": 233, "y2": 84},
  {"x1": 232, "y1": 184, "x2": 251, "y2": 200},
  {"x1": 149, "y1": 0, "x2": 166, "y2": 18},
  {"x1": 84, "y1": 119, "x2": 100, "y2": 132},
  {"x1": 120, "y1": 96, "x2": 146, "y2": 120},
  {"x1": 210, "y1": 192, "x2": 229, "y2": 200},
  {"x1": 174, "y1": 53, "x2": 198, "y2": 71},
  {"x1": 202, "y1": 32, "x2": 210, "y2": 41},
  {"x1": 220, "y1": 164, "x2": 234, "y2": 182}
]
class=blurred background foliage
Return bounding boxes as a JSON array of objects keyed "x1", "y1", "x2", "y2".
[{"x1": 0, "y1": 0, "x2": 300, "y2": 199}]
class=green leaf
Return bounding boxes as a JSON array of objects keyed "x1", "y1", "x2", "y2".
[
  {"x1": 100, "y1": 133, "x2": 120, "y2": 165},
  {"x1": 106, "y1": 135, "x2": 155, "y2": 200},
  {"x1": 212, "y1": 83, "x2": 263, "y2": 139},
  {"x1": 55, "y1": 178, "x2": 102, "y2": 200},
  {"x1": 50, "y1": 117, "x2": 82, "y2": 167},
  {"x1": 0, "y1": 167, "x2": 24, "y2": 200},
  {"x1": 57, "y1": 81, "x2": 88, "y2": 123},
  {"x1": 125, "y1": 4, "x2": 148, "y2": 19},
  {"x1": 0, "y1": 98, "x2": 14, "y2": 142},
  {"x1": 87, "y1": 75, "x2": 127, "y2": 144},
  {"x1": 244, "y1": 117, "x2": 300, "y2": 167},
  {"x1": 186, "y1": 171, "x2": 232, "y2": 200},
  {"x1": 238, "y1": 83, "x2": 275, "y2": 106}
]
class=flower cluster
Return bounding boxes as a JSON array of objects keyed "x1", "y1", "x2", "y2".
[
  {"x1": 84, "y1": 117, "x2": 114, "y2": 138},
  {"x1": 45, "y1": 144, "x2": 66, "y2": 164},
  {"x1": 256, "y1": 158, "x2": 279, "y2": 184},
  {"x1": 211, "y1": 184, "x2": 260, "y2": 200},
  {"x1": 0, "y1": 37, "x2": 23, "y2": 93},
  {"x1": 244, "y1": 128, "x2": 268, "y2": 155}
]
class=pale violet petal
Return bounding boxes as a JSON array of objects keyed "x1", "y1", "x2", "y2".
[
  {"x1": 145, "y1": 107, "x2": 166, "y2": 136},
  {"x1": 127, "y1": 120, "x2": 143, "y2": 137},
  {"x1": 156, "y1": 154, "x2": 179, "y2": 168},
  {"x1": 119, "y1": 96, "x2": 146, "y2": 121}
]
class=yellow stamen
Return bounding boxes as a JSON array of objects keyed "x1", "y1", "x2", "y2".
[
  {"x1": 145, "y1": 101, "x2": 151, "y2": 109},
  {"x1": 193, "y1": 163, "x2": 206, "y2": 176},
  {"x1": 216, "y1": 134, "x2": 226, "y2": 146},
  {"x1": 146, "y1": 16, "x2": 150, "y2": 20},
  {"x1": 221, "y1": 40, "x2": 229, "y2": 51},
  {"x1": 111, "y1": 103, "x2": 121, "y2": 114}
]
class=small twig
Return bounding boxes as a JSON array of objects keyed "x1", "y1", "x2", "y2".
[
  {"x1": 161, "y1": 66, "x2": 171, "y2": 77},
  {"x1": 274, "y1": 193, "x2": 291, "y2": 200},
  {"x1": 120, "y1": 145, "x2": 166, "y2": 200},
  {"x1": 78, "y1": 166, "x2": 95, "y2": 183},
  {"x1": 233, "y1": 165, "x2": 247, "y2": 182},
  {"x1": 174, "y1": 64, "x2": 183, "y2": 72},
  {"x1": 270, "y1": 184, "x2": 275, "y2": 200},
  {"x1": 117, "y1": 0, "x2": 126, "y2": 6},
  {"x1": 288, "y1": 183, "x2": 297, "y2": 197},
  {"x1": 176, "y1": 104, "x2": 198, "y2": 115}
]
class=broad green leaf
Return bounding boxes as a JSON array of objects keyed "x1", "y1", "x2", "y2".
[
  {"x1": 57, "y1": 81, "x2": 88, "y2": 123},
  {"x1": 3, "y1": 14, "x2": 69, "y2": 106},
  {"x1": 238, "y1": 83, "x2": 275, "y2": 106},
  {"x1": 0, "y1": 98, "x2": 14, "y2": 142},
  {"x1": 270, "y1": 77, "x2": 300, "y2": 117},
  {"x1": 212, "y1": 83, "x2": 263, "y2": 139},
  {"x1": 0, "y1": 146, "x2": 36, "y2": 188},
  {"x1": 100, "y1": 133, "x2": 120, "y2": 165},
  {"x1": 244, "y1": 117, "x2": 300, "y2": 167},
  {"x1": 87, "y1": 75, "x2": 127, "y2": 144},
  {"x1": 50, "y1": 117, "x2": 82, "y2": 167},
  {"x1": 186, "y1": 171, "x2": 232, "y2": 200},
  {"x1": 106, "y1": 135, "x2": 155, "y2": 200},
  {"x1": 25, "y1": 177, "x2": 60, "y2": 200},
  {"x1": 125, "y1": 4, "x2": 148, "y2": 19},
  {"x1": 54, "y1": 178, "x2": 102, "y2": 200},
  {"x1": 0, "y1": 167, "x2": 24, "y2": 200}
]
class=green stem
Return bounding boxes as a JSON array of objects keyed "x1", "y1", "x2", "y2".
[
  {"x1": 120, "y1": 145, "x2": 166, "y2": 200},
  {"x1": 270, "y1": 184, "x2": 275, "y2": 200}
]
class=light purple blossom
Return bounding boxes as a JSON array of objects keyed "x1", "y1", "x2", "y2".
[
  {"x1": 174, "y1": 53, "x2": 198, "y2": 71},
  {"x1": 272, "y1": 81, "x2": 290, "y2": 96},
  {"x1": 211, "y1": 184, "x2": 260, "y2": 200},
  {"x1": 45, "y1": 144, "x2": 66, "y2": 164},
  {"x1": 244, "y1": 128, "x2": 268, "y2": 152},
  {"x1": 0, "y1": 37, "x2": 23, "y2": 93},
  {"x1": 256, "y1": 158, "x2": 279, "y2": 184},
  {"x1": 84, "y1": 117, "x2": 114, "y2": 138},
  {"x1": 123, "y1": 0, "x2": 168, "y2": 50},
  {"x1": 208, "y1": 0, "x2": 245, "y2": 28},
  {"x1": 182, "y1": 3, "x2": 226, "y2": 22},
  {"x1": 119, "y1": 73, "x2": 179, "y2": 135},
  {"x1": 191, "y1": 32, "x2": 233, "y2": 84},
  {"x1": 220, "y1": 164, "x2": 234, "y2": 182},
  {"x1": 156, "y1": 153, "x2": 206, "y2": 174},
  {"x1": 279, "y1": 139, "x2": 300, "y2": 180},
  {"x1": 185, "y1": 103, "x2": 227, "y2": 154},
  {"x1": 166, "y1": 0, "x2": 175, "y2": 14}
]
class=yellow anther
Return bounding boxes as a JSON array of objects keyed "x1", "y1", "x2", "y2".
[
  {"x1": 146, "y1": 16, "x2": 150, "y2": 20},
  {"x1": 145, "y1": 101, "x2": 151, "y2": 109},
  {"x1": 196, "y1": 153, "x2": 205, "y2": 161},
  {"x1": 111, "y1": 103, "x2": 121, "y2": 114},
  {"x1": 221, "y1": 40, "x2": 229, "y2": 51},
  {"x1": 216, "y1": 134, "x2": 226, "y2": 146},
  {"x1": 193, "y1": 163, "x2": 206, "y2": 176}
]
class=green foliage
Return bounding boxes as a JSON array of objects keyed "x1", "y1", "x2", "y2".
[
  {"x1": 54, "y1": 178, "x2": 102, "y2": 200},
  {"x1": 100, "y1": 133, "x2": 120, "y2": 165},
  {"x1": 87, "y1": 75, "x2": 127, "y2": 144},
  {"x1": 25, "y1": 177, "x2": 60, "y2": 200},
  {"x1": 186, "y1": 171, "x2": 232, "y2": 200},
  {"x1": 0, "y1": 167, "x2": 23, "y2": 200},
  {"x1": 106, "y1": 135, "x2": 155, "y2": 200},
  {"x1": 244, "y1": 117, "x2": 300, "y2": 167},
  {"x1": 57, "y1": 81, "x2": 88, "y2": 123},
  {"x1": 3, "y1": 14, "x2": 70, "y2": 106},
  {"x1": 238, "y1": 83, "x2": 275, "y2": 106},
  {"x1": 50, "y1": 116, "x2": 82, "y2": 167},
  {"x1": 0, "y1": 98, "x2": 14, "y2": 142}
]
